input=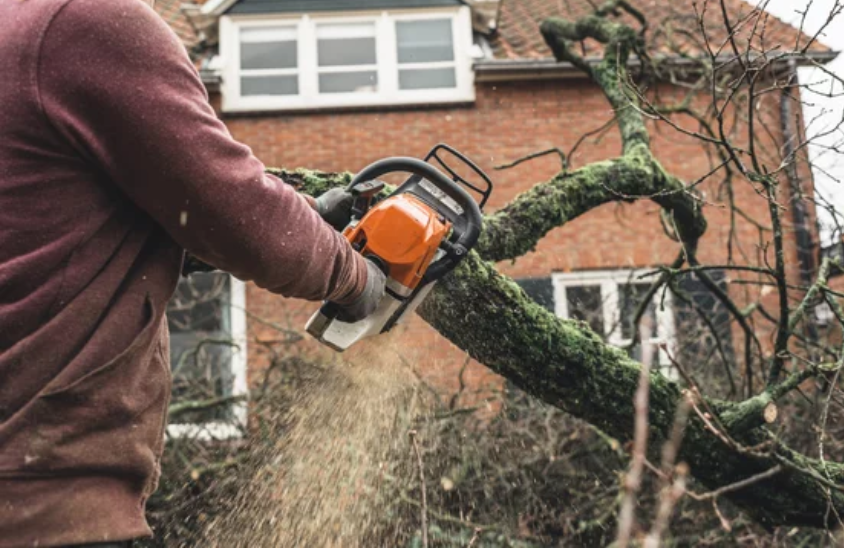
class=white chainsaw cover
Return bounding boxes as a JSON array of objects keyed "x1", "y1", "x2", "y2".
[{"x1": 306, "y1": 283, "x2": 436, "y2": 351}]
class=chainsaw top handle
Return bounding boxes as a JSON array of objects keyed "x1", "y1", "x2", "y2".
[
  {"x1": 347, "y1": 156, "x2": 483, "y2": 283},
  {"x1": 425, "y1": 143, "x2": 493, "y2": 210}
]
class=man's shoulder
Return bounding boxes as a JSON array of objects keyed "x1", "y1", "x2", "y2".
[
  {"x1": 36, "y1": 0, "x2": 187, "y2": 77},
  {"x1": 0, "y1": 0, "x2": 70, "y2": 42},
  {"x1": 1, "y1": 0, "x2": 175, "y2": 52},
  {"x1": 51, "y1": 0, "x2": 174, "y2": 39}
]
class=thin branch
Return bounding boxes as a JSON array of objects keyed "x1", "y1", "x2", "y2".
[
  {"x1": 616, "y1": 353, "x2": 651, "y2": 547},
  {"x1": 494, "y1": 148, "x2": 567, "y2": 171},
  {"x1": 627, "y1": 252, "x2": 685, "y2": 350},
  {"x1": 168, "y1": 394, "x2": 247, "y2": 419},
  {"x1": 669, "y1": 280, "x2": 737, "y2": 397},
  {"x1": 688, "y1": 465, "x2": 784, "y2": 501},
  {"x1": 409, "y1": 430, "x2": 429, "y2": 548},
  {"x1": 766, "y1": 178, "x2": 792, "y2": 387}
]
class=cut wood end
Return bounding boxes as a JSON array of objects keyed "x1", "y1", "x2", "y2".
[{"x1": 763, "y1": 402, "x2": 778, "y2": 424}]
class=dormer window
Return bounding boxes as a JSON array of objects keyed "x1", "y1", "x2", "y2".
[{"x1": 219, "y1": 7, "x2": 474, "y2": 112}]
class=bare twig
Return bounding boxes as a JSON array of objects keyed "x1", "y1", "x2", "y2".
[
  {"x1": 643, "y1": 463, "x2": 688, "y2": 548},
  {"x1": 690, "y1": 464, "x2": 784, "y2": 501},
  {"x1": 410, "y1": 430, "x2": 429, "y2": 548},
  {"x1": 168, "y1": 394, "x2": 247, "y2": 419},
  {"x1": 466, "y1": 527, "x2": 482, "y2": 547},
  {"x1": 494, "y1": 148, "x2": 568, "y2": 171},
  {"x1": 616, "y1": 354, "x2": 651, "y2": 547}
]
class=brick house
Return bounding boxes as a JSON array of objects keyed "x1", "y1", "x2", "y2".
[{"x1": 155, "y1": 0, "x2": 837, "y2": 436}]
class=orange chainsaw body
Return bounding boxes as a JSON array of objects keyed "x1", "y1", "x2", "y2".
[{"x1": 343, "y1": 194, "x2": 451, "y2": 292}]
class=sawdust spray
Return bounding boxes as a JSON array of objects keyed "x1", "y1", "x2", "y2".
[{"x1": 203, "y1": 331, "x2": 425, "y2": 547}]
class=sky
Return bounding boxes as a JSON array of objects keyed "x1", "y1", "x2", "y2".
[{"x1": 748, "y1": 0, "x2": 844, "y2": 244}]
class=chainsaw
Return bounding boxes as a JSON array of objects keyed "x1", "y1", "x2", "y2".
[{"x1": 306, "y1": 143, "x2": 493, "y2": 352}]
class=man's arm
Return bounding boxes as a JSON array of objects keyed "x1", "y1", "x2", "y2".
[{"x1": 37, "y1": 0, "x2": 366, "y2": 304}]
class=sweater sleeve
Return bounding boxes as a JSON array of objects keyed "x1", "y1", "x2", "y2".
[{"x1": 36, "y1": 0, "x2": 366, "y2": 304}]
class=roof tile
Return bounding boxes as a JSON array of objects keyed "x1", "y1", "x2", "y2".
[
  {"x1": 489, "y1": 0, "x2": 832, "y2": 60},
  {"x1": 154, "y1": 0, "x2": 203, "y2": 49}
]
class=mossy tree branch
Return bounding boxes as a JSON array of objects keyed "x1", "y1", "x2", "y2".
[
  {"x1": 251, "y1": 1, "x2": 843, "y2": 530},
  {"x1": 416, "y1": 254, "x2": 844, "y2": 529},
  {"x1": 540, "y1": 13, "x2": 649, "y2": 151},
  {"x1": 478, "y1": 150, "x2": 706, "y2": 262},
  {"x1": 277, "y1": 170, "x2": 843, "y2": 528}
]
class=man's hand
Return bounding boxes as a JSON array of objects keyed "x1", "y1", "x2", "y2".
[
  {"x1": 336, "y1": 259, "x2": 387, "y2": 322},
  {"x1": 315, "y1": 188, "x2": 355, "y2": 231}
]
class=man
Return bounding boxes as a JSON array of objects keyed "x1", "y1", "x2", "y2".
[{"x1": 0, "y1": 0, "x2": 385, "y2": 545}]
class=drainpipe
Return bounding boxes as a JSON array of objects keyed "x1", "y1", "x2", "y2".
[
  {"x1": 780, "y1": 59, "x2": 822, "y2": 348},
  {"x1": 780, "y1": 59, "x2": 816, "y2": 287}
]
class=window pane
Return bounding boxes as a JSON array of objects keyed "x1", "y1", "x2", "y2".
[
  {"x1": 241, "y1": 42, "x2": 297, "y2": 70},
  {"x1": 167, "y1": 273, "x2": 235, "y2": 423},
  {"x1": 241, "y1": 27, "x2": 297, "y2": 43},
  {"x1": 399, "y1": 68, "x2": 456, "y2": 90},
  {"x1": 317, "y1": 22, "x2": 376, "y2": 39},
  {"x1": 168, "y1": 273, "x2": 229, "y2": 332},
  {"x1": 241, "y1": 75, "x2": 299, "y2": 96},
  {"x1": 319, "y1": 38, "x2": 377, "y2": 66},
  {"x1": 317, "y1": 23, "x2": 376, "y2": 67},
  {"x1": 619, "y1": 283, "x2": 657, "y2": 340},
  {"x1": 319, "y1": 71, "x2": 378, "y2": 93},
  {"x1": 566, "y1": 286, "x2": 604, "y2": 336},
  {"x1": 674, "y1": 270, "x2": 734, "y2": 365},
  {"x1": 397, "y1": 19, "x2": 454, "y2": 63},
  {"x1": 240, "y1": 27, "x2": 297, "y2": 70},
  {"x1": 170, "y1": 333, "x2": 235, "y2": 422},
  {"x1": 516, "y1": 278, "x2": 555, "y2": 313}
]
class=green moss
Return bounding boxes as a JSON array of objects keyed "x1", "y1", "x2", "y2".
[
  {"x1": 416, "y1": 252, "x2": 844, "y2": 528},
  {"x1": 265, "y1": 167, "x2": 352, "y2": 197}
]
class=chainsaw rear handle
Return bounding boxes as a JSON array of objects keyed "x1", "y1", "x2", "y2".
[
  {"x1": 347, "y1": 157, "x2": 483, "y2": 282},
  {"x1": 315, "y1": 253, "x2": 387, "y2": 324}
]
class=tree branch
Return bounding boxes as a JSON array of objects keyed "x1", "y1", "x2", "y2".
[
  {"x1": 479, "y1": 151, "x2": 706, "y2": 263},
  {"x1": 416, "y1": 253, "x2": 844, "y2": 528},
  {"x1": 264, "y1": 162, "x2": 843, "y2": 528},
  {"x1": 251, "y1": 2, "x2": 844, "y2": 529}
]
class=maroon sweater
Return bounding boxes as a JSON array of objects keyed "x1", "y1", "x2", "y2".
[{"x1": 0, "y1": 0, "x2": 367, "y2": 545}]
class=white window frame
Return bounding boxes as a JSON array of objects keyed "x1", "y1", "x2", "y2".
[
  {"x1": 552, "y1": 270, "x2": 677, "y2": 377},
  {"x1": 815, "y1": 300, "x2": 835, "y2": 327},
  {"x1": 167, "y1": 276, "x2": 248, "y2": 441},
  {"x1": 219, "y1": 6, "x2": 475, "y2": 113}
]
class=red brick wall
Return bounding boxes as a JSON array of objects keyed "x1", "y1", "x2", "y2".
[{"x1": 217, "y1": 77, "x2": 814, "y2": 399}]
